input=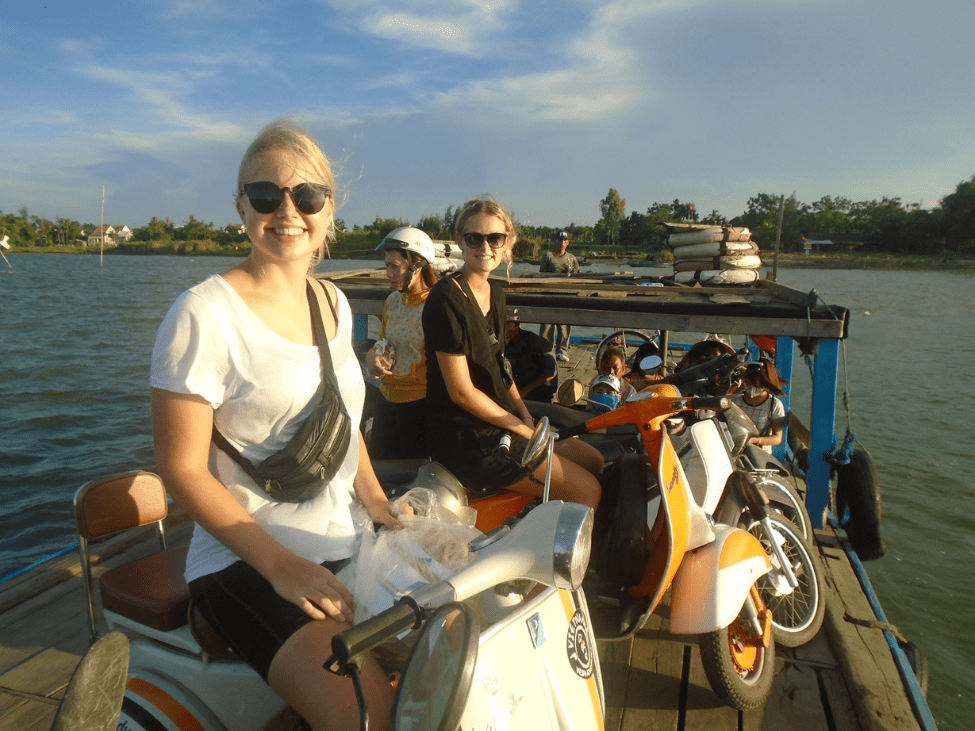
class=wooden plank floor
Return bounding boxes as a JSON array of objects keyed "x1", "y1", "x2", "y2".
[
  {"x1": 0, "y1": 518, "x2": 193, "y2": 731},
  {"x1": 599, "y1": 575, "x2": 856, "y2": 731}
]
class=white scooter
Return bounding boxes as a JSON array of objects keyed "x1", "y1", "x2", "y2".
[
  {"x1": 666, "y1": 352, "x2": 826, "y2": 648},
  {"x1": 84, "y1": 439, "x2": 601, "y2": 731},
  {"x1": 326, "y1": 496, "x2": 601, "y2": 731}
]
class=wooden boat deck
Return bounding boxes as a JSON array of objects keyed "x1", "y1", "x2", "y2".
[{"x1": 0, "y1": 273, "x2": 929, "y2": 730}]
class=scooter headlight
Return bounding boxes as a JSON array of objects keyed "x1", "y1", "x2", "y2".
[{"x1": 553, "y1": 503, "x2": 594, "y2": 591}]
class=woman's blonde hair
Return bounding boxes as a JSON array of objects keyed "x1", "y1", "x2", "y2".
[{"x1": 236, "y1": 119, "x2": 338, "y2": 261}]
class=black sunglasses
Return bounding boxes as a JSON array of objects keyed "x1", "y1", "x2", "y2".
[
  {"x1": 241, "y1": 181, "x2": 331, "y2": 215},
  {"x1": 461, "y1": 232, "x2": 507, "y2": 249}
]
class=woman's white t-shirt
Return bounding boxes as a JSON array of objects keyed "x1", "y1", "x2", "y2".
[{"x1": 150, "y1": 275, "x2": 366, "y2": 583}]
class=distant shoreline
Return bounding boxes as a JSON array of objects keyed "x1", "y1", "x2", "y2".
[
  {"x1": 762, "y1": 253, "x2": 975, "y2": 271},
  {"x1": 4, "y1": 248, "x2": 974, "y2": 272}
]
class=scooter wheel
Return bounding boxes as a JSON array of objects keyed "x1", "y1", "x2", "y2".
[
  {"x1": 745, "y1": 516, "x2": 826, "y2": 648},
  {"x1": 699, "y1": 604, "x2": 775, "y2": 711}
]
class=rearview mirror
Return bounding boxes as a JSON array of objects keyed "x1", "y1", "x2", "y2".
[
  {"x1": 557, "y1": 379, "x2": 585, "y2": 407},
  {"x1": 638, "y1": 355, "x2": 663, "y2": 372}
]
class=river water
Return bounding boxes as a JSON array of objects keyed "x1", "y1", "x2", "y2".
[{"x1": 0, "y1": 254, "x2": 971, "y2": 729}]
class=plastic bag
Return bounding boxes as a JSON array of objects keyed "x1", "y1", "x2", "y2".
[{"x1": 337, "y1": 488, "x2": 481, "y2": 624}]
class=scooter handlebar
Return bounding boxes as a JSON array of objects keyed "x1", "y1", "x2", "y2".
[
  {"x1": 557, "y1": 422, "x2": 589, "y2": 440},
  {"x1": 689, "y1": 396, "x2": 731, "y2": 411},
  {"x1": 326, "y1": 599, "x2": 421, "y2": 673}
]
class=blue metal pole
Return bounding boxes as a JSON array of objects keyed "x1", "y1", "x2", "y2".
[
  {"x1": 807, "y1": 338, "x2": 839, "y2": 529},
  {"x1": 353, "y1": 313, "x2": 368, "y2": 344},
  {"x1": 772, "y1": 336, "x2": 794, "y2": 462}
]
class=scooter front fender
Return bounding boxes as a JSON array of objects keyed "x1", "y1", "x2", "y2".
[
  {"x1": 668, "y1": 525, "x2": 770, "y2": 635},
  {"x1": 461, "y1": 588, "x2": 604, "y2": 731}
]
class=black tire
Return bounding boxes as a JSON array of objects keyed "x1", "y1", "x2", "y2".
[
  {"x1": 756, "y1": 476, "x2": 813, "y2": 542},
  {"x1": 698, "y1": 597, "x2": 775, "y2": 711},
  {"x1": 834, "y1": 447, "x2": 886, "y2": 561},
  {"x1": 744, "y1": 516, "x2": 826, "y2": 648}
]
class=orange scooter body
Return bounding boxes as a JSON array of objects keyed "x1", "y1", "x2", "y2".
[
  {"x1": 583, "y1": 384, "x2": 770, "y2": 629},
  {"x1": 469, "y1": 491, "x2": 536, "y2": 533}
]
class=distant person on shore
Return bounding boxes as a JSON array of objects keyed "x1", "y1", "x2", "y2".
[
  {"x1": 423, "y1": 195, "x2": 602, "y2": 508},
  {"x1": 364, "y1": 227, "x2": 438, "y2": 459},
  {"x1": 150, "y1": 119, "x2": 400, "y2": 730},
  {"x1": 538, "y1": 230, "x2": 580, "y2": 362},
  {"x1": 504, "y1": 319, "x2": 558, "y2": 403}
]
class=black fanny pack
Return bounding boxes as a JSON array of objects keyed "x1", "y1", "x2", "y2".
[{"x1": 212, "y1": 281, "x2": 352, "y2": 503}]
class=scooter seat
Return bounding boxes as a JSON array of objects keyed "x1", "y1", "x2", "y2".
[
  {"x1": 99, "y1": 545, "x2": 190, "y2": 632},
  {"x1": 187, "y1": 600, "x2": 238, "y2": 661},
  {"x1": 372, "y1": 458, "x2": 430, "y2": 491}
]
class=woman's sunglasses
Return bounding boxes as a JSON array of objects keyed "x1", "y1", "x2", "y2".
[
  {"x1": 241, "y1": 181, "x2": 331, "y2": 215},
  {"x1": 461, "y1": 232, "x2": 507, "y2": 249}
]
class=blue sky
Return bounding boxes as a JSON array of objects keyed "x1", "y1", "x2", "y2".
[{"x1": 2, "y1": 0, "x2": 973, "y2": 231}]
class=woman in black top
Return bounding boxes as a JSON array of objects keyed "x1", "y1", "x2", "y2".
[{"x1": 423, "y1": 195, "x2": 602, "y2": 508}]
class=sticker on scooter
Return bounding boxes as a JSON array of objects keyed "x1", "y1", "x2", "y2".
[
  {"x1": 526, "y1": 613, "x2": 547, "y2": 648},
  {"x1": 666, "y1": 464, "x2": 679, "y2": 493},
  {"x1": 566, "y1": 610, "x2": 594, "y2": 678}
]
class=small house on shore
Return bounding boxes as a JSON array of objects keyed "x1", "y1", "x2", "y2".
[{"x1": 87, "y1": 225, "x2": 117, "y2": 248}]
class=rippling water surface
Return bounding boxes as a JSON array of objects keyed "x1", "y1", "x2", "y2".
[{"x1": 0, "y1": 255, "x2": 971, "y2": 729}]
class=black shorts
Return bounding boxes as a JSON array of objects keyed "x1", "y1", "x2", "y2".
[
  {"x1": 188, "y1": 557, "x2": 349, "y2": 682},
  {"x1": 430, "y1": 426, "x2": 534, "y2": 494},
  {"x1": 370, "y1": 397, "x2": 428, "y2": 460}
]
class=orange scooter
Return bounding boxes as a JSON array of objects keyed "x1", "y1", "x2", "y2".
[{"x1": 553, "y1": 383, "x2": 777, "y2": 710}]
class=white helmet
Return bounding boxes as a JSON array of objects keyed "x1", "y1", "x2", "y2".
[{"x1": 376, "y1": 226, "x2": 435, "y2": 264}]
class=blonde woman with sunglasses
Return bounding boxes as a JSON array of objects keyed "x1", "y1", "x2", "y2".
[
  {"x1": 422, "y1": 195, "x2": 602, "y2": 509},
  {"x1": 150, "y1": 120, "x2": 400, "y2": 730}
]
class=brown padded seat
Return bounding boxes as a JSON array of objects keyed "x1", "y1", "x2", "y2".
[
  {"x1": 99, "y1": 545, "x2": 190, "y2": 632},
  {"x1": 187, "y1": 601, "x2": 238, "y2": 661}
]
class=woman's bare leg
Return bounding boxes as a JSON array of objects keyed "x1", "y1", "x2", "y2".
[
  {"x1": 268, "y1": 618, "x2": 394, "y2": 731},
  {"x1": 554, "y1": 437, "x2": 604, "y2": 476},
  {"x1": 506, "y1": 452, "x2": 601, "y2": 509}
]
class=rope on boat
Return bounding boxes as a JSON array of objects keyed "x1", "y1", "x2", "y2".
[
  {"x1": 804, "y1": 290, "x2": 861, "y2": 468},
  {"x1": 842, "y1": 610, "x2": 908, "y2": 643},
  {"x1": 0, "y1": 543, "x2": 76, "y2": 586},
  {"x1": 826, "y1": 430, "x2": 858, "y2": 467}
]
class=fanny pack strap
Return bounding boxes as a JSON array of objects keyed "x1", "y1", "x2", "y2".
[{"x1": 212, "y1": 279, "x2": 340, "y2": 471}]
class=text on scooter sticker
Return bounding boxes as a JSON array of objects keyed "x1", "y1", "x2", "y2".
[{"x1": 566, "y1": 610, "x2": 594, "y2": 678}]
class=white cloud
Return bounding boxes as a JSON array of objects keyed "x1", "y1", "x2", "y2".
[{"x1": 322, "y1": 0, "x2": 517, "y2": 55}]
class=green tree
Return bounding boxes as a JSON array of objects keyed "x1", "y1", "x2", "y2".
[
  {"x1": 594, "y1": 189, "x2": 625, "y2": 246},
  {"x1": 367, "y1": 216, "x2": 410, "y2": 238},
  {"x1": 802, "y1": 196, "x2": 853, "y2": 242},
  {"x1": 939, "y1": 173, "x2": 975, "y2": 245},
  {"x1": 416, "y1": 213, "x2": 447, "y2": 239},
  {"x1": 55, "y1": 217, "x2": 84, "y2": 246},
  {"x1": 176, "y1": 215, "x2": 214, "y2": 242},
  {"x1": 736, "y1": 193, "x2": 805, "y2": 251},
  {"x1": 849, "y1": 198, "x2": 906, "y2": 252}
]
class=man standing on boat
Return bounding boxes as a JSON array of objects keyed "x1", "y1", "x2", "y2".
[{"x1": 538, "y1": 230, "x2": 580, "y2": 362}]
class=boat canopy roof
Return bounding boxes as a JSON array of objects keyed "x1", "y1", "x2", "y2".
[{"x1": 326, "y1": 269, "x2": 849, "y2": 342}]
